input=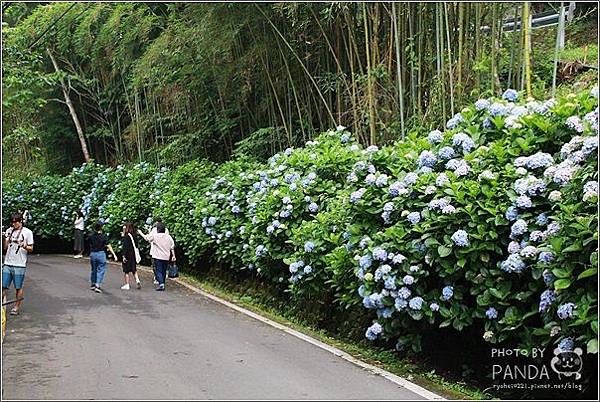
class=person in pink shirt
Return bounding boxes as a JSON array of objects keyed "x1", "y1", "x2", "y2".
[{"x1": 138, "y1": 222, "x2": 176, "y2": 291}]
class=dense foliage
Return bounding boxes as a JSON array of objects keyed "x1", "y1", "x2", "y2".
[
  {"x1": 3, "y1": 2, "x2": 597, "y2": 177},
  {"x1": 3, "y1": 88, "x2": 598, "y2": 358}
]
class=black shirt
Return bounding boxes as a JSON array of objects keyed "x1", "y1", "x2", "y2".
[
  {"x1": 121, "y1": 234, "x2": 135, "y2": 261},
  {"x1": 89, "y1": 232, "x2": 108, "y2": 252}
]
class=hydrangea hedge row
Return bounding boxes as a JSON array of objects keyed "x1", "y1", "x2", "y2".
[{"x1": 3, "y1": 87, "x2": 598, "y2": 356}]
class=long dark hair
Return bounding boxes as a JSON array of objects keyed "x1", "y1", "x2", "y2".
[
  {"x1": 123, "y1": 221, "x2": 135, "y2": 235},
  {"x1": 76, "y1": 210, "x2": 84, "y2": 218}
]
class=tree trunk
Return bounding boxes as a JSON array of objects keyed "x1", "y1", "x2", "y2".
[{"x1": 47, "y1": 48, "x2": 91, "y2": 163}]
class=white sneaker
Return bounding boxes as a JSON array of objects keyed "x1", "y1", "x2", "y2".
[
  {"x1": 120, "y1": 284, "x2": 130, "y2": 290},
  {"x1": 153, "y1": 279, "x2": 159, "y2": 285}
]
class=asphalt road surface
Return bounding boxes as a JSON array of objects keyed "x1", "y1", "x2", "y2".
[{"x1": 2, "y1": 255, "x2": 427, "y2": 400}]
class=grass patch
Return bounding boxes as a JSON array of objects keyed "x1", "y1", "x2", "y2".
[
  {"x1": 176, "y1": 270, "x2": 493, "y2": 400},
  {"x1": 560, "y1": 44, "x2": 598, "y2": 66}
]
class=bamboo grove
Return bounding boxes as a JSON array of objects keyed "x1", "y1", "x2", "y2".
[{"x1": 2, "y1": 2, "x2": 593, "y2": 176}]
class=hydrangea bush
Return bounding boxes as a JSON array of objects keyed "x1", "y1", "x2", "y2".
[{"x1": 3, "y1": 88, "x2": 597, "y2": 356}]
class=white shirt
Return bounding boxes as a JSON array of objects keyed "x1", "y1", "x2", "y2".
[
  {"x1": 144, "y1": 232, "x2": 174, "y2": 261},
  {"x1": 74, "y1": 217, "x2": 84, "y2": 230},
  {"x1": 4, "y1": 226, "x2": 34, "y2": 267},
  {"x1": 148, "y1": 226, "x2": 169, "y2": 256}
]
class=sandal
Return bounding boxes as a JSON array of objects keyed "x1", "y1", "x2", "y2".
[{"x1": 10, "y1": 308, "x2": 19, "y2": 316}]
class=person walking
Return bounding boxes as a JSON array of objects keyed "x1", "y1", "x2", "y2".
[
  {"x1": 120, "y1": 222, "x2": 141, "y2": 290},
  {"x1": 2, "y1": 212, "x2": 34, "y2": 316},
  {"x1": 73, "y1": 210, "x2": 85, "y2": 258},
  {"x1": 138, "y1": 222, "x2": 175, "y2": 291},
  {"x1": 88, "y1": 221, "x2": 118, "y2": 293},
  {"x1": 147, "y1": 217, "x2": 169, "y2": 285}
]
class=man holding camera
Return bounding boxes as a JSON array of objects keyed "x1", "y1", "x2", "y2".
[{"x1": 2, "y1": 212, "x2": 34, "y2": 315}]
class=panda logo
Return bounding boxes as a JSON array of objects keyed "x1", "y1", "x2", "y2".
[{"x1": 550, "y1": 347, "x2": 583, "y2": 380}]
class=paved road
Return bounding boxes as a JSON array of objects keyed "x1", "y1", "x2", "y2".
[{"x1": 2, "y1": 255, "x2": 426, "y2": 400}]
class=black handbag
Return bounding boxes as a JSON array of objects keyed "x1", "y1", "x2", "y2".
[{"x1": 168, "y1": 263, "x2": 179, "y2": 278}]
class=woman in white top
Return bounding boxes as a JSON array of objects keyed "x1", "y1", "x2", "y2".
[
  {"x1": 73, "y1": 210, "x2": 85, "y2": 258},
  {"x1": 138, "y1": 222, "x2": 176, "y2": 291}
]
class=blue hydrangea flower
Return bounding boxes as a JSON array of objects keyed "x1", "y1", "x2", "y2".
[
  {"x1": 404, "y1": 172, "x2": 418, "y2": 186},
  {"x1": 208, "y1": 216, "x2": 217, "y2": 226},
  {"x1": 538, "y1": 251, "x2": 554, "y2": 264},
  {"x1": 525, "y1": 152, "x2": 554, "y2": 170},
  {"x1": 365, "y1": 322, "x2": 383, "y2": 340},
  {"x1": 418, "y1": 151, "x2": 437, "y2": 168},
  {"x1": 398, "y1": 287, "x2": 411, "y2": 299},
  {"x1": 475, "y1": 99, "x2": 490, "y2": 110},
  {"x1": 446, "y1": 113, "x2": 464, "y2": 129},
  {"x1": 451, "y1": 230, "x2": 469, "y2": 247},
  {"x1": 543, "y1": 270, "x2": 555, "y2": 286},
  {"x1": 389, "y1": 181, "x2": 406, "y2": 197},
  {"x1": 452, "y1": 133, "x2": 475, "y2": 153},
  {"x1": 308, "y1": 202, "x2": 319, "y2": 213},
  {"x1": 266, "y1": 225, "x2": 275, "y2": 234},
  {"x1": 395, "y1": 297, "x2": 408, "y2": 311},
  {"x1": 409, "y1": 297, "x2": 424, "y2": 310},
  {"x1": 350, "y1": 188, "x2": 367, "y2": 203},
  {"x1": 304, "y1": 241, "x2": 315, "y2": 253},
  {"x1": 530, "y1": 230, "x2": 546, "y2": 243},
  {"x1": 436, "y1": 173, "x2": 450, "y2": 187},
  {"x1": 403, "y1": 275, "x2": 415, "y2": 285},
  {"x1": 441, "y1": 286, "x2": 454, "y2": 301},
  {"x1": 565, "y1": 116, "x2": 584, "y2": 133},
  {"x1": 502, "y1": 89, "x2": 518, "y2": 102},
  {"x1": 442, "y1": 205, "x2": 456, "y2": 214},
  {"x1": 506, "y1": 207, "x2": 518, "y2": 222},
  {"x1": 428, "y1": 130, "x2": 443, "y2": 143},
  {"x1": 377, "y1": 307, "x2": 394, "y2": 319},
  {"x1": 536, "y1": 213, "x2": 549, "y2": 226},
  {"x1": 374, "y1": 264, "x2": 392, "y2": 281},
  {"x1": 486, "y1": 307, "x2": 498, "y2": 319},
  {"x1": 303, "y1": 265, "x2": 313, "y2": 274},
  {"x1": 372, "y1": 247, "x2": 388, "y2": 261},
  {"x1": 489, "y1": 102, "x2": 508, "y2": 116},
  {"x1": 501, "y1": 254, "x2": 527, "y2": 273},
  {"x1": 558, "y1": 337, "x2": 574, "y2": 352},
  {"x1": 392, "y1": 254, "x2": 406, "y2": 265},
  {"x1": 341, "y1": 133, "x2": 351, "y2": 143},
  {"x1": 539, "y1": 290, "x2": 557, "y2": 313},
  {"x1": 520, "y1": 245, "x2": 538, "y2": 259},
  {"x1": 375, "y1": 174, "x2": 389, "y2": 187},
  {"x1": 359, "y1": 254, "x2": 373, "y2": 269},
  {"x1": 546, "y1": 222, "x2": 561, "y2": 236},
  {"x1": 557, "y1": 302, "x2": 576, "y2": 319},
  {"x1": 510, "y1": 219, "x2": 528, "y2": 238},
  {"x1": 438, "y1": 146, "x2": 456, "y2": 160},
  {"x1": 429, "y1": 303, "x2": 440, "y2": 312},
  {"x1": 384, "y1": 275, "x2": 397, "y2": 290},
  {"x1": 515, "y1": 195, "x2": 533, "y2": 209},
  {"x1": 407, "y1": 212, "x2": 421, "y2": 225},
  {"x1": 383, "y1": 202, "x2": 395, "y2": 212},
  {"x1": 365, "y1": 174, "x2": 377, "y2": 185},
  {"x1": 255, "y1": 244, "x2": 267, "y2": 257}
]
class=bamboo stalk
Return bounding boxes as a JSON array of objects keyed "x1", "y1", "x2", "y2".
[
  {"x1": 552, "y1": 2, "x2": 566, "y2": 96},
  {"x1": 444, "y1": 3, "x2": 455, "y2": 116},
  {"x1": 523, "y1": 2, "x2": 532, "y2": 98},
  {"x1": 391, "y1": 2, "x2": 405, "y2": 139},
  {"x1": 363, "y1": 3, "x2": 377, "y2": 145}
]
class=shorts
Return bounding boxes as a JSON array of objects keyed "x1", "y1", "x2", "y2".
[{"x1": 2, "y1": 265, "x2": 26, "y2": 290}]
